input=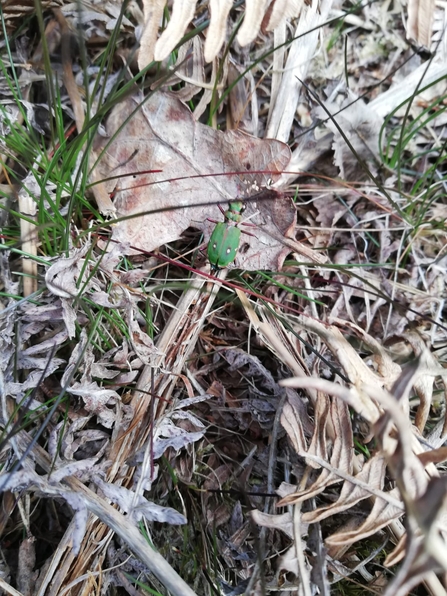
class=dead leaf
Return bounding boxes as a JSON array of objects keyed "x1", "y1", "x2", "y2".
[
  {"x1": 95, "y1": 92, "x2": 294, "y2": 270},
  {"x1": 45, "y1": 244, "x2": 94, "y2": 299},
  {"x1": 279, "y1": 390, "x2": 311, "y2": 455},
  {"x1": 205, "y1": 0, "x2": 233, "y2": 62},
  {"x1": 250, "y1": 510, "x2": 297, "y2": 539},
  {"x1": 223, "y1": 348, "x2": 282, "y2": 395},
  {"x1": 302, "y1": 454, "x2": 387, "y2": 523},
  {"x1": 265, "y1": 0, "x2": 305, "y2": 31},
  {"x1": 138, "y1": 0, "x2": 298, "y2": 64},
  {"x1": 325, "y1": 487, "x2": 404, "y2": 548},
  {"x1": 381, "y1": 479, "x2": 447, "y2": 596},
  {"x1": 94, "y1": 477, "x2": 187, "y2": 525},
  {"x1": 67, "y1": 380, "x2": 120, "y2": 427},
  {"x1": 277, "y1": 541, "x2": 310, "y2": 576},
  {"x1": 407, "y1": 0, "x2": 435, "y2": 47},
  {"x1": 316, "y1": 95, "x2": 383, "y2": 180},
  {"x1": 278, "y1": 396, "x2": 353, "y2": 506},
  {"x1": 129, "y1": 417, "x2": 205, "y2": 464}
]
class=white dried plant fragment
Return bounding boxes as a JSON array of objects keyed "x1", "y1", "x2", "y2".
[
  {"x1": 407, "y1": 0, "x2": 435, "y2": 47},
  {"x1": 138, "y1": 0, "x2": 167, "y2": 69},
  {"x1": 236, "y1": 0, "x2": 269, "y2": 46},
  {"x1": 266, "y1": 0, "x2": 304, "y2": 30},
  {"x1": 45, "y1": 244, "x2": 93, "y2": 299},
  {"x1": 61, "y1": 329, "x2": 122, "y2": 428},
  {"x1": 315, "y1": 94, "x2": 383, "y2": 179},
  {"x1": 138, "y1": 0, "x2": 301, "y2": 65},
  {"x1": 154, "y1": 0, "x2": 197, "y2": 61},
  {"x1": 152, "y1": 419, "x2": 205, "y2": 460},
  {"x1": 68, "y1": 380, "x2": 120, "y2": 428},
  {"x1": 204, "y1": 0, "x2": 233, "y2": 62},
  {"x1": 95, "y1": 477, "x2": 187, "y2": 525}
]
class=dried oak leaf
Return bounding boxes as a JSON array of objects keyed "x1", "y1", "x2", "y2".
[{"x1": 94, "y1": 92, "x2": 294, "y2": 271}]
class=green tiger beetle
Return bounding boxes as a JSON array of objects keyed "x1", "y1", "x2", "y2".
[
  {"x1": 207, "y1": 187, "x2": 280, "y2": 270},
  {"x1": 207, "y1": 200, "x2": 247, "y2": 270}
]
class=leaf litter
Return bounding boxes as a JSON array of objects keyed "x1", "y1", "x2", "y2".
[
  {"x1": 95, "y1": 91, "x2": 295, "y2": 271},
  {"x1": 1, "y1": 2, "x2": 447, "y2": 596}
]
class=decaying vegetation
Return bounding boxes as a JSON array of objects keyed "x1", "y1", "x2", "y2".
[{"x1": 0, "y1": 0, "x2": 446, "y2": 594}]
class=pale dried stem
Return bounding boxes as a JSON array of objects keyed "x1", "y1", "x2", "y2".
[
  {"x1": 2, "y1": 118, "x2": 39, "y2": 298},
  {"x1": 0, "y1": 577, "x2": 23, "y2": 596},
  {"x1": 267, "y1": 0, "x2": 333, "y2": 142},
  {"x1": 18, "y1": 191, "x2": 38, "y2": 297}
]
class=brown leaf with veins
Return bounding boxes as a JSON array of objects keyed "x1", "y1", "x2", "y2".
[{"x1": 94, "y1": 92, "x2": 294, "y2": 271}]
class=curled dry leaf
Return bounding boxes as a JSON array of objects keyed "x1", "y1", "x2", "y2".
[
  {"x1": 6, "y1": 306, "x2": 66, "y2": 402},
  {"x1": 325, "y1": 487, "x2": 404, "y2": 548},
  {"x1": 237, "y1": 0, "x2": 269, "y2": 47},
  {"x1": 277, "y1": 541, "x2": 310, "y2": 576},
  {"x1": 381, "y1": 480, "x2": 447, "y2": 596},
  {"x1": 61, "y1": 330, "x2": 122, "y2": 428},
  {"x1": 94, "y1": 478, "x2": 187, "y2": 525},
  {"x1": 279, "y1": 392, "x2": 309, "y2": 455},
  {"x1": 129, "y1": 417, "x2": 205, "y2": 465},
  {"x1": 45, "y1": 244, "x2": 95, "y2": 338},
  {"x1": 45, "y1": 244, "x2": 93, "y2": 299},
  {"x1": 153, "y1": 0, "x2": 197, "y2": 63},
  {"x1": 138, "y1": 0, "x2": 165, "y2": 71},
  {"x1": 302, "y1": 454, "x2": 387, "y2": 523},
  {"x1": 0, "y1": 465, "x2": 93, "y2": 554},
  {"x1": 205, "y1": 0, "x2": 233, "y2": 62},
  {"x1": 250, "y1": 509, "x2": 306, "y2": 539},
  {"x1": 49, "y1": 458, "x2": 99, "y2": 483},
  {"x1": 405, "y1": 336, "x2": 447, "y2": 433},
  {"x1": 95, "y1": 92, "x2": 294, "y2": 271},
  {"x1": 223, "y1": 348, "x2": 281, "y2": 395},
  {"x1": 278, "y1": 395, "x2": 353, "y2": 506},
  {"x1": 265, "y1": 0, "x2": 305, "y2": 31},
  {"x1": 67, "y1": 381, "x2": 120, "y2": 429},
  {"x1": 138, "y1": 0, "x2": 306, "y2": 65}
]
